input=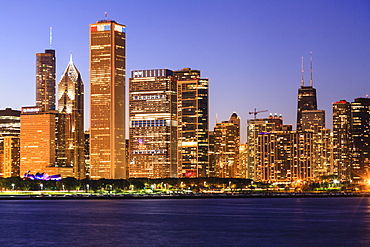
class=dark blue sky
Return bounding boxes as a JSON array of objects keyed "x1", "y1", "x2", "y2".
[{"x1": 0, "y1": 0, "x2": 369, "y2": 142}]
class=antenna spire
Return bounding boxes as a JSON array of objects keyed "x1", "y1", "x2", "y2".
[
  {"x1": 309, "y1": 52, "x2": 313, "y2": 87},
  {"x1": 69, "y1": 53, "x2": 73, "y2": 63},
  {"x1": 301, "y1": 56, "x2": 305, "y2": 86},
  {"x1": 216, "y1": 113, "x2": 219, "y2": 123},
  {"x1": 49, "y1": 27, "x2": 53, "y2": 49},
  {"x1": 104, "y1": 12, "x2": 108, "y2": 19}
]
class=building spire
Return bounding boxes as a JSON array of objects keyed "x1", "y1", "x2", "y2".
[
  {"x1": 301, "y1": 56, "x2": 305, "y2": 86},
  {"x1": 69, "y1": 53, "x2": 73, "y2": 64},
  {"x1": 49, "y1": 27, "x2": 53, "y2": 49},
  {"x1": 309, "y1": 52, "x2": 313, "y2": 87}
]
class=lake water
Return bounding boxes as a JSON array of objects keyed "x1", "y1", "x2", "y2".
[{"x1": 0, "y1": 197, "x2": 369, "y2": 246}]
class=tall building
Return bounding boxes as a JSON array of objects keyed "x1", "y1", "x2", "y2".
[
  {"x1": 257, "y1": 130, "x2": 314, "y2": 182},
  {"x1": 129, "y1": 69, "x2": 177, "y2": 178},
  {"x1": 351, "y1": 97, "x2": 370, "y2": 182},
  {"x1": 20, "y1": 106, "x2": 74, "y2": 177},
  {"x1": 36, "y1": 49, "x2": 56, "y2": 111},
  {"x1": 297, "y1": 55, "x2": 317, "y2": 131},
  {"x1": 332, "y1": 100, "x2": 352, "y2": 181},
  {"x1": 213, "y1": 113, "x2": 240, "y2": 178},
  {"x1": 247, "y1": 114, "x2": 283, "y2": 181},
  {"x1": 90, "y1": 19, "x2": 126, "y2": 179},
  {"x1": 58, "y1": 56, "x2": 85, "y2": 179},
  {"x1": 0, "y1": 108, "x2": 21, "y2": 177},
  {"x1": 175, "y1": 68, "x2": 209, "y2": 177}
]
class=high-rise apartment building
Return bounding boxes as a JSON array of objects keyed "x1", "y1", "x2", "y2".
[
  {"x1": 213, "y1": 113, "x2": 240, "y2": 178},
  {"x1": 90, "y1": 19, "x2": 126, "y2": 179},
  {"x1": 58, "y1": 56, "x2": 85, "y2": 179},
  {"x1": 247, "y1": 114, "x2": 283, "y2": 181},
  {"x1": 175, "y1": 68, "x2": 209, "y2": 177},
  {"x1": 351, "y1": 97, "x2": 370, "y2": 182},
  {"x1": 36, "y1": 49, "x2": 56, "y2": 111},
  {"x1": 129, "y1": 69, "x2": 177, "y2": 178},
  {"x1": 332, "y1": 100, "x2": 352, "y2": 181}
]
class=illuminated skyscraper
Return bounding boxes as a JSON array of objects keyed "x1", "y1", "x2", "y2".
[
  {"x1": 332, "y1": 100, "x2": 351, "y2": 181},
  {"x1": 297, "y1": 55, "x2": 317, "y2": 131},
  {"x1": 90, "y1": 19, "x2": 126, "y2": 179},
  {"x1": 129, "y1": 69, "x2": 177, "y2": 178},
  {"x1": 0, "y1": 108, "x2": 21, "y2": 177},
  {"x1": 175, "y1": 68, "x2": 209, "y2": 178},
  {"x1": 58, "y1": 56, "x2": 85, "y2": 179},
  {"x1": 351, "y1": 97, "x2": 370, "y2": 182},
  {"x1": 20, "y1": 107, "x2": 74, "y2": 178},
  {"x1": 214, "y1": 113, "x2": 240, "y2": 178},
  {"x1": 36, "y1": 49, "x2": 56, "y2": 111},
  {"x1": 247, "y1": 114, "x2": 282, "y2": 181}
]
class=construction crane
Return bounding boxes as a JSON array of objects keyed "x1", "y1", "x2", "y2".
[{"x1": 249, "y1": 108, "x2": 268, "y2": 119}]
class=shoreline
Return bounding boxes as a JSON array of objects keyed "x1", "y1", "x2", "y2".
[{"x1": 0, "y1": 192, "x2": 369, "y2": 200}]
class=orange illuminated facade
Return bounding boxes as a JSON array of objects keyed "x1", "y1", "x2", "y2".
[
  {"x1": 90, "y1": 19, "x2": 126, "y2": 179},
  {"x1": 20, "y1": 107, "x2": 60, "y2": 176}
]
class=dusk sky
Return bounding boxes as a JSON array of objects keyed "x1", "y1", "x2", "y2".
[{"x1": 0, "y1": 0, "x2": 369, "y2": 142}]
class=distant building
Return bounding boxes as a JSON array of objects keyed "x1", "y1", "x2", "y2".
[
  {"x1": 36, "y1": 49, "x2": 56, "y2": 111},
  {"x1": 175, "y1": 68, "x2": 209, "y2": 177},
  {"x1": 0, "y1": 108, "x2": 21, "y2": 177},
  {"x1": 296, "y1": 55, "x2": 317, "y2": 131},
  {"x1": 20, "y1": 107, "x2": 73, "y2": 178},
  {"x1": 89, "y1": 19, "x2": 126, "y2": 179},
  {"x1": 129, "y1": 69, "x2": 177, "y2": 178},
  {"x1": 58, "y1": 56, "x2": 85, "y2": 179},
  {"x1": 213, "y1": 113, "x2": 240, "y2": 178},
  {"x1": 332, "y1": 100, "x2": 352, "y2": 181},
  {"x1": 351, "y1": 97, "x2": 370, "y2": 182},
  {"x1": 247, "y1": 114, "x2": 283, "y2": 181}
]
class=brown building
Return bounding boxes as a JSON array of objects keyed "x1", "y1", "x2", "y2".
[
  {"x1": 129, "y1": 69, "x2": 177, "y2": 178},
  {"x1": 36, "y1": 49, "x2": 56, "y2": 111},
  {"x1": 90, "y1": 19, "x2": 126, "y2": 179}
]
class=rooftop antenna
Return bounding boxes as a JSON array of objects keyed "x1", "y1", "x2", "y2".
[
  {"x1": 301, "y1": 56, "x2": 305, "y2": 86},
  {"x1": 216, "y1": 113, "x2": 219, "y2": 123},
  {"x1": 49, "y1": 27, "x2": 53, "y2": 49},
  {"x1": 69, "y1": 53, "x2": 73, "y2": 63},
  {"x1": 104, "y1": 12, "x2": 108, "y2": 20},
  {"x1": 309, "y1": 52, "x2": 313, "y2": 87}
]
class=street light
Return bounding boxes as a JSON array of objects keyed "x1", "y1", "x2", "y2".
[{"x1": 11, "y1": 184, "x2": 15, "y2": 191}]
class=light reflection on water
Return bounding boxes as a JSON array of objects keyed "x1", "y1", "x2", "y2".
[{"x1": 0, "y1": 197, "x2": 369, "y2": 246}]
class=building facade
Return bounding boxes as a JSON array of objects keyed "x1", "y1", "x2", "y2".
[
  {"x1": 129, "y1": 69, "x2": 177, "y2": 178},
  {"x1": 58, "y1": 56, "x2": 85, "y2": 179},
  {"x1": 36, "y1": 49, "x2": 56, "y2": 111},
  {"x1": 175, "y1": 68, "x2": 209, "y2": 177},
  {"x1": 90, "y1": 19, "x2": 126, "y2": 179},
  {"x1": 332, "y1": 100, "x2": 352, "y2": 181},
  {"x1": 351, "y1": 97, "x2": 370, "y2": 182},
  {"x1": 213, "y1": 113, "x2": 240, "y2": 178}
]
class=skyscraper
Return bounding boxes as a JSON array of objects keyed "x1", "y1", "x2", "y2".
[
  {"x1": 351, "y1": 97, "x2": 370, "y2": 182},
  {"x1": 175, "y1": 68, "x2": 209, "y2": 178},
  {"x1": 213, "y1": 113, "x2": 240, "y2": 178},
  {"x1": 58, "y1": 56, "x2": 85, "y2": 179},
  {"x1": 90, "y1": 19, "x2": 126, "y2": 179},
  {"x1": 297, "y1": 55, "x2": 317, "y2": 131},
  {"x1": 332, "y1": 100, "x2": 352, "y2": 181},
  {"x1": 129, "y1": 69, "x2": 177, "y2": 178},
  {"x1": 36, "y1": 49, "x2": 56, "y2": 111}
]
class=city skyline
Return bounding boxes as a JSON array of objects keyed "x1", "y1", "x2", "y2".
[{"x1": 0, "y1": 1, "x2": 369, "y2": 142}]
